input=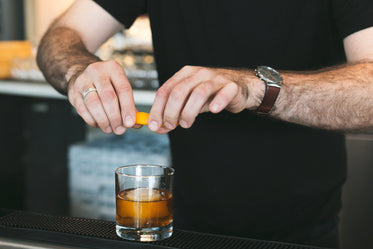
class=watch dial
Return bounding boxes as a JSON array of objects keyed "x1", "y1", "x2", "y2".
[{"x1": 257, "y1": 66, "x2": 283, "y2": 84}]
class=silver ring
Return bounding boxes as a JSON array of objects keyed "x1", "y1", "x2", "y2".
[{"x1": 82, "y1": 88, "x2": 97, "y2": 100}]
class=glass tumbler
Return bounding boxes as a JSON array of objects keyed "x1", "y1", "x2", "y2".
[{"x1": 115, "y1": 165, "x2": 174, "y2": 241}]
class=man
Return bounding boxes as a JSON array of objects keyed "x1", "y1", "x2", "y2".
[{"x1": 37, "y1": 0, "x2": 373, "y2": 247}]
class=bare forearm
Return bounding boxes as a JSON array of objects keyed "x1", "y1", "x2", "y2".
[
  {"x1": 36, "y1": 26, "x2": 101, "y2": 95},
  {"x1": 271, "y1": 62, "x2": 373, "y2": 130}
]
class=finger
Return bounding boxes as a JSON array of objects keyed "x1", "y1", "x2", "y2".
[
  {"x1": 149, "y1": 66, "x2": 211, "y2": 131},
  {"x1": 92, "y1": 77, "x2": 126, "y2": 135},
  {"x1": 75, "y1": 98, "x2": 99, "y2": 128},
  {"x1": 161, "y1": 76, "x2": 201, "y2": 130},
  {"x1": 179, "y1": 81, "x2": 221, "y2": 128},
  {"x1": 148, "y1": 85, "x2": 172, "y2": 131},
  {"x1": 82, "y1": 85, "x2": 113, "y2": 133},
  {"x1": 68, "y1": 88, "x2": 98, "y2": 128},
  {"x1": 148, "y1": 72, "x2": 193, "y2": 132},
  {"x1": 209, "y1": 82, "x2": 239, "y2": 113},
  {"x1": 164, "y1": 65, "x2": 199, "y2": 86},
  {"x1": 85, "y1": 61, "x2": 127, "y2": 134},
  {"x1": 155, "y1": 126, "x2": 172, "y2": 135},
  {"x1": 107, "y1": 61, "x2": 136, "y2": 128}
]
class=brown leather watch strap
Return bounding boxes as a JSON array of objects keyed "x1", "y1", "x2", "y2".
[{"x1": 256, "y1": 85, "x2": 281, "y2": 114}]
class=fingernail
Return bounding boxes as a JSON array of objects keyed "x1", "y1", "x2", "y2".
[
  {"x1": 115, "y1": 126, "x2": 126, "y2": 134},
  {"x1": 125, "y1": 116, "x2": 134, "y2": 127},
  {"x1": 164, "y1": 122, "x2": 173, "y2": 129},
  {"x1": 211, "y1": 104, "x2": 221, "y2": 112},
  {"x1": 149, "y1": 121, "x2": 159, "y2": 131},
  {"x1": 105, "y1": 127, "x2": 112, "y2": 133},
  {"x1": 179, "y1": 120, "x2": 188, "y2": 128}
]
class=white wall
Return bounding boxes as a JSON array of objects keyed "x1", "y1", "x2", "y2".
[{"x1": 24, "y1": 0, "x2": 74, "y2": 44}]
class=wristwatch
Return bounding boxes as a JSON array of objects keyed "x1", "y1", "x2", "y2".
[{"x1": 255, "y1": 66, "x2": 283, "y2": 114}]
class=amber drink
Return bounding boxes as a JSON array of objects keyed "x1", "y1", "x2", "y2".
[{"x1": 115, "y1": 165, "x2": 174, "y2": 241}]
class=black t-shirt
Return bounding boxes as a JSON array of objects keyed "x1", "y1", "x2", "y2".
[{"x1": 94, "y1": 0, "x2": 373, "y2": 241}]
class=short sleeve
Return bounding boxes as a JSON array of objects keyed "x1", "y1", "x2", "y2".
[
  {"x1": 93, "y1": 0, "x2": 147, "y2": 28},
  {"x1": 332, "y1": 0, "x2": 373, "y2": 39}
]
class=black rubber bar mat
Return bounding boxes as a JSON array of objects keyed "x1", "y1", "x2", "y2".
[{"x1": 0, "y1": 209, "x2": 329, "y2": 249}]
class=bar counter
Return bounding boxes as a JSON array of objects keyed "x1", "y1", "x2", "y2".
[{"x1": 0, "y1": 209, "x2": 330, "y2": 249}]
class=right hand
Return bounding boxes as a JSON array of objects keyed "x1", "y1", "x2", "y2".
[{"x1": 67, "y1": 60, "x2": 138, "y2": 135}]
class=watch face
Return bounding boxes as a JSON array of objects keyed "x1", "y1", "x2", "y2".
[{"x1": 257, "y1": 66, "x2": 283, "y2": 86}]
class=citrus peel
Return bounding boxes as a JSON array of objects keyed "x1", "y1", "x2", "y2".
[
  {"x1": 135, "y1": 112, "x2": 179, "y2": 127},
  {"x1": 135, "y1": 112, "x2": 150, "y2": 125}
]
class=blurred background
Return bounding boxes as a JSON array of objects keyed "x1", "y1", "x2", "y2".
[{"x1": 0, "y1": 1, "x2": 372, "y2": 249}]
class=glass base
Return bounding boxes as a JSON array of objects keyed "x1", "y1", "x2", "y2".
[{"x1": 116, "y1": 223, "x2": 173, "y2": 242}]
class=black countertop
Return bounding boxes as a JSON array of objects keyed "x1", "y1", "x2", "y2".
[{"x1": 0, "y1": 209, "x2": 330, "y2": 249}]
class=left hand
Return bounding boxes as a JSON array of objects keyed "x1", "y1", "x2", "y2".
[{"x1": 148, "y1": 66, "x2": 264, "y2": 134}]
